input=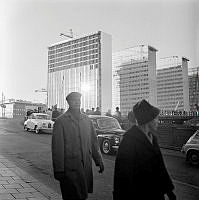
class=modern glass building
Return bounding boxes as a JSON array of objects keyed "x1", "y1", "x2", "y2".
[
  {"x1": 157, "y1": 56, "x2": 189, "y2": 111},
  {"x1": 112, "y1": 45, "x2": 158, "y2": 116},
  {"x1": 47, "y1": 31, "x2": 112, "y2": 113}
]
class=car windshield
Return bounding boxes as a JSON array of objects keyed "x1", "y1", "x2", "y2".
[
  {"x1": 35, "y1": 115, "x2": 50, "y2": 120},
  {"x1": 97, "y1": 118, "x2": 121, "y2": 130}
]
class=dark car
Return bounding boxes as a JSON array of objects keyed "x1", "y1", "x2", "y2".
[{"x1": 89, "y1": 115, "x2": 125, "y2": 155}]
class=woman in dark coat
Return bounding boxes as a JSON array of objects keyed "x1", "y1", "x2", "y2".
[{"x1": 113, "y1": 99, "x2": 176, "y2": 200}]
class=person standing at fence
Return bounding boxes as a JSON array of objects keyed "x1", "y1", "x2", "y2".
[
  {"x1": 52, "y1": 105, "x2": 61, "y2": 121},
  {"x1": 113, "y1": 99, "x2": 176, "y2": 200},
  {"x1": 52, "y1": 92, "x2": 104, "y2": 200}
]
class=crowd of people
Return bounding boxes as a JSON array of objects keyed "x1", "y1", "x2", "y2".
[
  {"x1": 51, "y1": 92, "x2": 176, "y2": 200},
  {"x1": 49, "y1": 104, "x2": 124, "y2": 123}
]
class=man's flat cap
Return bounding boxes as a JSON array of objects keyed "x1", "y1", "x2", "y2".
[{"x1": 66, "y1": 92, "x2": 82, "y2": 101}]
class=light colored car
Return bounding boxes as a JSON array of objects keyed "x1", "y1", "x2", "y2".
[
  {"x1": 24, "y1": 113, "x2": 54, "y2": 134},
  {"x1": 181, "y1": 130, "x2": 199, "y2": 165}
]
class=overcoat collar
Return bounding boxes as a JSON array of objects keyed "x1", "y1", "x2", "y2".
[
  {"x1": 131, "y1": 126, "x2": 159, "y2": 154},
  {"x1": 63, "y1": 110, "x2": 87, "y2": 124}
]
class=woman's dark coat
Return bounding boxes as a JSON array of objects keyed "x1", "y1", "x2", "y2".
[{"x1": 113, "y1": 126, "x2": 174, "y2": 200}]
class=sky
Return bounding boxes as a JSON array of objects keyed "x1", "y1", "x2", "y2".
[{"x1": 0, "y1": 0, "x2": 199, "y2": 103}]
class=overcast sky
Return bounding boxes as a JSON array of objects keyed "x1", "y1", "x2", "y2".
[{"x1": 0, "y1": 0, "x2": 198, "y2": 103}]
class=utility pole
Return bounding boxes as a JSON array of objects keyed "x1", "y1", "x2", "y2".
[
  {"x1": 1, "y1": 92, "x2": 3, "y2": 118},
  {"x1": 1, "y1": 92, "x2": 5, "y2": 118}
]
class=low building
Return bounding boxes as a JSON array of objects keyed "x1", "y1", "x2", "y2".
[{"x1": 0, "y1": 99, "x2": 46, "y2": 118}]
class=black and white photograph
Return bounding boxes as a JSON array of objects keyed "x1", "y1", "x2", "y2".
[{"x1": 0, "y1": 0, "x2": 199, "y2": 199}]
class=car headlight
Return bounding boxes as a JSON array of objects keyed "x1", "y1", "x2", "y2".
[{"x1": 114, "y1": 136, "x2": 120, "y2": 144}]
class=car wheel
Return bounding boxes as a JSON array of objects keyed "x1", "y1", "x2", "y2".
[
  {"x1": 188, "y1": 151, "x2": 199, "y2": 165},
  {"x1": 101, "y1": 139, "x2": 112, "y2": 155},
  {"x1": 24, "y1": 125, "x2": 27, "y2": 130},
  {"x1": 34, "y1": 126, "x2": 40, "y2": 134},
  {"x1": 26, "y1": 126, "x2": 30, "y2": 132}
]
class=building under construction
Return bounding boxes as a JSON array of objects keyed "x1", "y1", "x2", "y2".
[
  {"x1": 47, "y1": 31, "x2": 112, "y2": 114},
  {"x1": 112, "y1": 45, "x2": 158, "y2": 116}
]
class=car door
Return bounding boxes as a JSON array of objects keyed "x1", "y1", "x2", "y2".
[
  {"x1": 27, "y1": 114, "x2": 35, "y2": 130},
  {"x1": 26, "y1": 115, "x2": 32, "y2": 129}
]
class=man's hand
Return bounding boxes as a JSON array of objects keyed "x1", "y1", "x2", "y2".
[{"x1": 98, "y1": 162, "x2": 104, "y2": 173}]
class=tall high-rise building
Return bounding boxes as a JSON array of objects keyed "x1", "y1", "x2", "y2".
[
  {"x1": 157, "y1": 56, "x2": 189, "y2": 111},
  {"x1": 112, "y1": 45, "x2": 158, "y2": 116},
  {"x1": 188, "y1": 67, "x2": 199, "y2": 111},
  {"x1": 47, "y1": 31, "x2": 112, "y2": 113}
]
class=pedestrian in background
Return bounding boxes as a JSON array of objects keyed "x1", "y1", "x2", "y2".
[
  {"x1": 127, "y1": 110, "x2": 136, "y2": 129},
  {"x1": 94, "y1": 107, "x2": 101, "y2": 115},
  {"x1": 113, "y1": 99, "x2": 176, "y2": 200},
  {"x1": 90, "y1": 108, "x2": 95, "y2": 115},
  {"x1": 114, "y1": 107, "x2": 121, "y2": 118},
  {"x1": 105, "y1": 109, "x2": 112, "y2": 117},
  {"x1": 46, "y1": 108, "x2": 52, "y2": 119},
  {"x1": 113, "y1": 107, "x2": 122, "y2": 124},
  {"x1": 52, "y1": 92, "x2": 104, "y2": 200},
  {"x1": 52, "y1": 105, "x2": 61, "y2": 121}
]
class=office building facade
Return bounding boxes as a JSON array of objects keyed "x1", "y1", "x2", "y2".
[
  {"x1": 188, "y1": 67, "x2": 199, "y2": 111},
  {"x1": 112, "y1": 45, "x2": 158, "y2": 116},
  {"x1": 47, "y1": 31, "x2": 112, "y2": 114},
  {"x1": 157, "y1": 56, "x2": 189, "y2": 111}
]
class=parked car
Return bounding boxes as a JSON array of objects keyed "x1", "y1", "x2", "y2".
[
  {"x1": 184, "y1": 117, "x2": 199, "y2": 127},
  {"x1": 89, "y1": 115, "x2": 125, "y2": 155},
  {"x1": 181, "y1": 130, "x2": 199, "y2": 165},
  {"x1": 24, "y1": 113, "x2": 54, "y2": 134}
]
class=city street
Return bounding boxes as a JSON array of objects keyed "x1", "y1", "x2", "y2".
[{"x1": 0, "y1": 118, "x2": 199, "y2": 199}]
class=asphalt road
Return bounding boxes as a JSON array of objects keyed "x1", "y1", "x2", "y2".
[{"x1": 0, "y1": 118, "x2": 199, "y2": 200}]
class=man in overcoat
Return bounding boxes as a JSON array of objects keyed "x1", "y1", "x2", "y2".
[
  {"x1": 113, "y1": 99, "x2": 176, "y2": 200},
  {"x1": 52, "y1": 92, "x2": 104, "y2": 200}
]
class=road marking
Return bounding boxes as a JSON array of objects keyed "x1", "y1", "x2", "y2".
[{"x1": 103, "y1": 157, "x2": 199, "y2": 190}]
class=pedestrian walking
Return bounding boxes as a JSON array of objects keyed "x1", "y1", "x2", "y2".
[
  {"x1": 113, "y1": 107, "x2": 122, "y2": 123},
  {"x1": 52, "y1": 105, "x2": 61, "y2": 121},
  {"x1": 52, "y1": 92, "x2": 104, "y2": 200},
  {"x1": 113, "y1": 99, "x2": 176, "y2": 200}
]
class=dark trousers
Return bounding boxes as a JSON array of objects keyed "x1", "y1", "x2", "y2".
[{"x1": 60, "y1": 181, "x2": 86, "y2": 200}]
